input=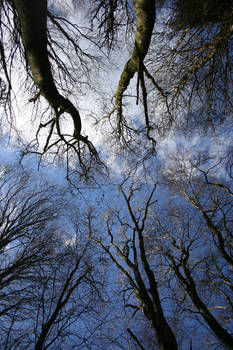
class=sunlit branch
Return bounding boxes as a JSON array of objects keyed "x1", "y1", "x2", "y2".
[{"x1": 115, "y1": 0, "x2": 156, "y2": 135}]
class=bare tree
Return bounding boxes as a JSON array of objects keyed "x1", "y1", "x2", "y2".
[
  {"x1": 0, "y1": 166, "x2": 58, "y2": 308},
  {"x1": 0, "y1": 165, "x2": 61, "y2": 346},
  {"x1": 94, "y1": 155, "x2": 233, "y2": 349},
  {"x1": 1, "y1": 0, "x2": 104, "y2": 178},
  {"x1": 142, "y1": 0, "x2": 233, "y2": 139},
  {"x1": 152, "y1": 150, "x2": 233, "y2": 349},
  {"x1": 31, "y1": 216, "x2": 104, "y2": 350},
  {"x1": 96, "y1": 179, "x2": 178, "y2": 350},
  {"x1": 0, "y1": 166, "x2": 107, "y2": 349}
]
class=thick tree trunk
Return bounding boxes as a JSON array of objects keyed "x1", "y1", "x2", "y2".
[
  {"x1": 13, "y1": 0, "x2": 82, "y2": 138},
  {"x1": 134, "y1": 267, "x2": 178, "y2": 349}
]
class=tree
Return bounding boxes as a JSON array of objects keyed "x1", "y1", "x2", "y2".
[
  {"x1": 0, "y1": 165, "x2": 59, "y2": 347},
  {"x1": 95, "y1": 156, "x2": 233, "y2": 348},
  {"x1": 0, "y1": 165, "x2": 106, "y2": 349},
  {"x1": 143, "y1": 0, "x2": 233, "y2": 139},
  {"x1": 1, "y1": 0, "x2": 104, "y2": 178},
  {"x1": 153, "y1": 149, "x2": 233, "y2": 348},
  {"x1": 96, "y1": 180, "x2": 178, "y2": 349},
  {"x1": 0, "y1": 165, "x2": 58, "y2": 314}
]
